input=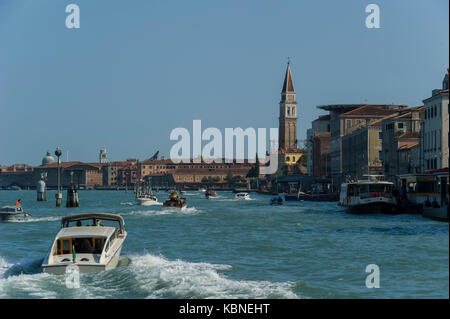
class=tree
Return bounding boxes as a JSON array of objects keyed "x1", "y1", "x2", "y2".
[{"x1": 246, "y1": 153, "x2": 260, "y2": 178}]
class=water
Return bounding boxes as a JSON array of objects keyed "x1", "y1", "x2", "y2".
[{"x1": 0, "y1": 190, "x2": 448, "y2": 299}]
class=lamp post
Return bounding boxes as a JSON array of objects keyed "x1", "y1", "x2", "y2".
[{"x1": 55, "y1": 148, "x2": 62, "y2": 207}]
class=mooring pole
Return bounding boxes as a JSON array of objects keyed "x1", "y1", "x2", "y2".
[{"x1": 55, "y1": 148, "x2": 62, "y2": 207}]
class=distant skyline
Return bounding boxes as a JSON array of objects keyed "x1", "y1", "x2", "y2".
[{"x1": 0, "y1": 0, "x2": 448, "y2": 166}]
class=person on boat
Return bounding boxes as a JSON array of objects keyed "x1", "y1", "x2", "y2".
[
  {"x1": 15, "y1": 199, "x2": 21, "y2": 206},
  {"x1": 80, "y1": 238, "x2": 94, "y2": 253}
]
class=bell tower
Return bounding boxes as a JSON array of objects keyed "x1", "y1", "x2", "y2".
[{"x1": 279, "y1": 60, "x2": 298, "y2": 150}]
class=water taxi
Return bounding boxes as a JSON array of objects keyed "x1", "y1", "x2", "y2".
[
  {"x1": 163, "y1": 191, "x2": 187, "y2": 208},
  {"x1": 235, "y1": 192, "x2": 250, "y2": 200},
  {"x1": 397, "y1": 169, "x2": 449, "y2": 221},
  {"x1": 136, "y1": 193, "x2": 159, "y2": 206},
  {"x1": 135, "y1": 182, "x2": 159, "y2": 206},
  {"x1": 0, "y1": 206, "x2": 31, "y2": 222},
  {"x1": 339, "y1": 179, "x2": 396, "y2": 214},
  {"x1": 205, "y1": 189, "x2": 217, "y2": 198},
  {"x1": 41, "y1": 213, "x2": 127, "y2": 275}
]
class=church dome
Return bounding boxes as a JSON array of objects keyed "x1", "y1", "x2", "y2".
[{"x1": 42, "y1": 151, "x2": 55, "y2": 166}]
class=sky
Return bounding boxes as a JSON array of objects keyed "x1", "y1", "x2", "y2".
[{"x1": 0, "y1": 0, "x2": 448, "y2": 165}]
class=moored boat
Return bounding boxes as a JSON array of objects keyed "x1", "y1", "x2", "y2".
[
  {"x1": 270, "y1": 197, "x2": 283, "y2": 205},
  {"x1": 41, "y1": 213, "x2": 127, "y2": 274},
  {"x1": 339, "y1": 179, "x2": 396, "y2": 214}
]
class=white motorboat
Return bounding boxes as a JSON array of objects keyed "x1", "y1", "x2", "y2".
[
  {"x1": 136, "y1": 193, "x2": 159, "y2": 206},
  {"x1": 339, "y1": 179, "x2": 396, "y2": 214},
  {"x1": 235, "y1": 192, "x2": 250, "y2": 200},
  {"x1": 0, "y1": 206, "x2": 31, "y2": 222},
  {"x1": 199, "y1": 188, "x2": 206, "y2": 192},
  {"x1": 41, "y1": 213, "x2": 127, "y2": 275}
]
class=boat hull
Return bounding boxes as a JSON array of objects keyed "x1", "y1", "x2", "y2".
[
  {"x1": 163, "y1": 202, "x2": 187, "y2": 208},
  {"x1": 0, "y1": 212, "x2": 31, "y2": 222},
  {"x1": 136, "y1": 198, "x2": 159, "y2": 206},
  {"x1": 342, "y1": 201, "x2": 396, "y2": 214},
  {"x1": 42, "y1": 245, "x2": 123, "y2": 275}
]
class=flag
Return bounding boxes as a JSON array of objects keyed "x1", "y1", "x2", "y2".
[{"x1": 72, "y1": 244, "x2": 76, "y2": 263}]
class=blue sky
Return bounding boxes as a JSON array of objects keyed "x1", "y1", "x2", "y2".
[{"x1": 0, "y1": 0, "x2": 448, "y2": 165}]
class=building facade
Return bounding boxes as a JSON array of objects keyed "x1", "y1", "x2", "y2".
[
  {"x1": 306, "y1": 115, "x2": 330, "y2": 175},
  {"x1": 318, "y1": 104, "x2": 406, "y2": 189},
  {"x1": 422, "y1": 71, "x2": 449, "y2": 171},
  {"x1": 380, "y1": 107, "x2": 424, "y2": 181}
]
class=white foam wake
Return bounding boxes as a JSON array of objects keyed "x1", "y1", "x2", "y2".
[{"x1": 129, "y1": 253, "x2": 299, "y2": 299}]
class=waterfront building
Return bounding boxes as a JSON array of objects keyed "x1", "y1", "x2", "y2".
[
  {"x1": 0, "y1": 164, "x2": 35, "y2": 188},
  {"x1": 422, "y1": 69, "x2": 449, "y2": 171},
  {"x1": 341, "y1": 120, "x2": 383, "y2": 181},
  {"x1": 306, "y1": 115, "x2": 331, "y2": 177},
  {"x1": 311, "y1": 132, "x2": 331, "y2": 178},
  {"x1": 35, "y1": 162, "x2": 105, "y2": 189},
  {"x1": 317, "y1": 103, "x2": 406, "y2": 189},
  {"x1": 144, "y1": 160, "x2": 252, "y2": 188},
  {"x1": 380, "y1": 106, "x2": 424, "y2": 181}
]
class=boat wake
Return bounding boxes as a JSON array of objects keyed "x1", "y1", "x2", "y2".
[
  {"x1": 123, "y1": 207, "x2": 204, "y2": 217},
  {"x1": 0, "y1": 253, "x2": 299, "y2": 299},
  {"x1": 7, "y1": 216, "x2": 62, "y2": 223},
  {"x1": 126, "y1": 253, "x2": 299, "y2": 299}
]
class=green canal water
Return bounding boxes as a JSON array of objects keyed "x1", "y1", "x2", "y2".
[{"x1": 0, "y1": 190, "x2": 448, "y2": 298}]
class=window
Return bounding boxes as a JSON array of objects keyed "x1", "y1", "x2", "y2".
[
  {"x1": 346, "y1": 120, "x2": 351, "y2": 128},
  {"x1": 398, "y1": 123, "x2": 403, "y2": 129}
]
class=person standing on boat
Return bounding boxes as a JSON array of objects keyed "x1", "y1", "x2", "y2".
[{"x1": 15, "y1": 199, "x2": 21, "y2": 206}]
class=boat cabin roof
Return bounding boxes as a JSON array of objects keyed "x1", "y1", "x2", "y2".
[
  {"x1": 61, "y1": 213, "x2": 125, "y2": 231},
  {"x1": 56, "y1": 226, "x2": 116, "y2": 239}
]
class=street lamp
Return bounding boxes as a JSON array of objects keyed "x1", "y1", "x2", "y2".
[{"x1": 55, "y1": 148, "x2": 62, "y2": 207}]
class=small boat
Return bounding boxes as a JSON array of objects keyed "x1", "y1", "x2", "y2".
[
  {"x1": 205, "y1": 189, "x2": 217, "y2": 198},
  {"x1": 41, "y1": 213, "x2": 127, "y2": 275},
  {"x1": 179, "y1": 190, "x2": 187, "y2": 195},
  {"x1": 270, "y1": 197, "x2": 283, "y2": 205},
  {"x1": 199, "y1": 188, "x2": 206, "y2": 192},
  {"x1": 136, "y1": 193, "x2": 159, "y2": 206},
  {"x1": 0, "y1": 206, "x2": 31, "y2": 222},
  {"x1": 163, "y1": 191, "x2": 187, "y2": 208},
  {"x1": 235, "y1": 192, "x2": 250, "y2": 200},
  {"x1": 339, "y1": 178, "x2": 396, "y2": 214}
]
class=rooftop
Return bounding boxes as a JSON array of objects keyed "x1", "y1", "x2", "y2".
[
  {"x1": 341, "y1": 105, "x2": 403, "y2": 117},
  {"x1": 317, "y1": 103, "x2": 407, "y2": 112}
]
